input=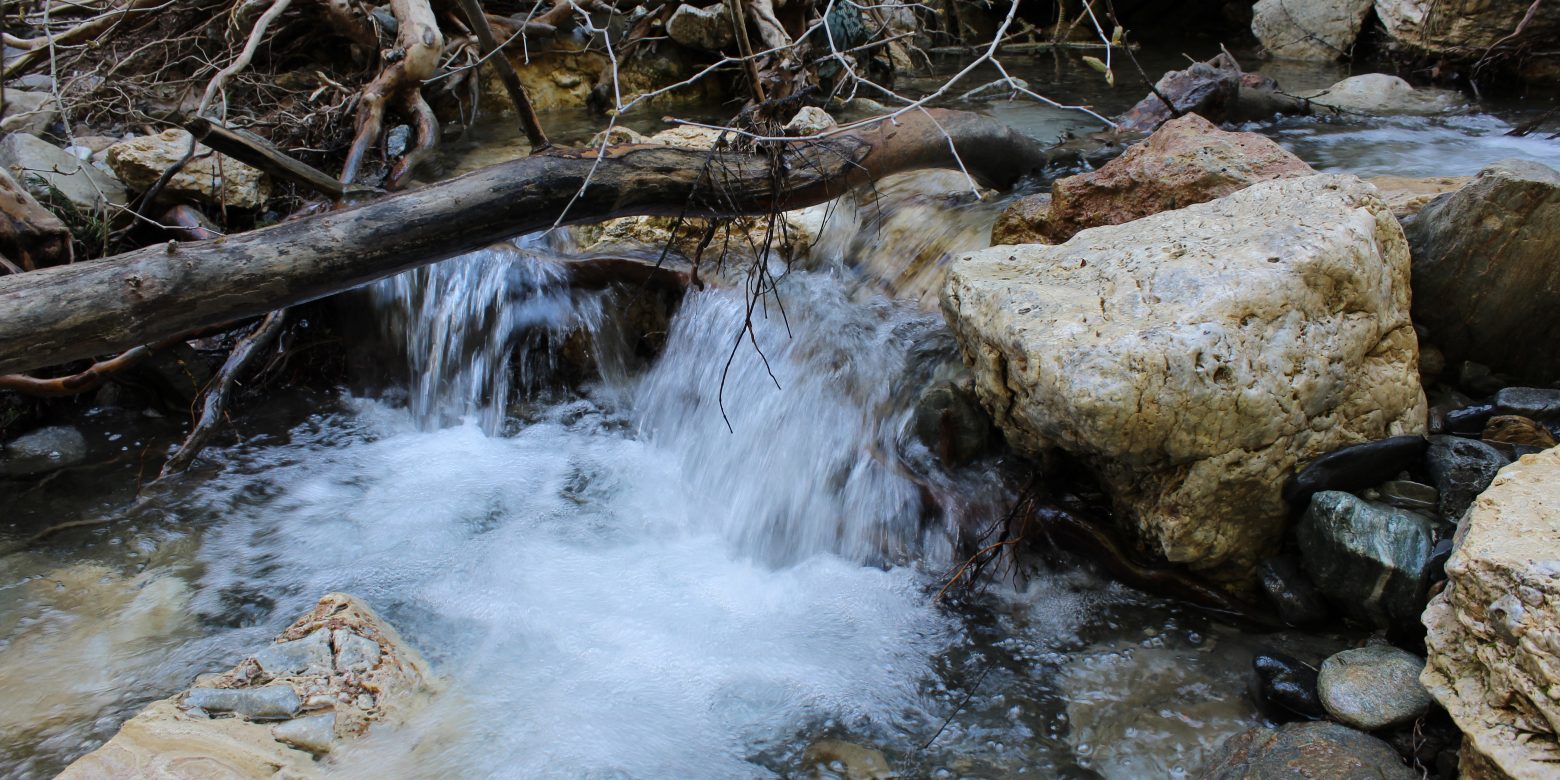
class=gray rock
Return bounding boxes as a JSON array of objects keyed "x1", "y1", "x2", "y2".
[
  {"x1": 1407, "y1": 160, "x2": 1560, "y2": 384},
  {"x1": 1317, "y1": 646, "x2": 1432, "y2": 731},
  {"x1": 252, "y1": 627, "x2": 332, "y2": 677},
  {"x1": 183, "y1": 685, "x2": 301, "y2": 721},
  {"x1": 1296, "y1": 491, "x2": 1434, "y2": 630},
  {"x1": 385, "y1": 125, "x2": 411, "y2": 159},
  {"x1": 1199, "y1": 721, "x2": 1415, "y2": 779},
  {"x1": 1375, "y1": 480, "x2": 1438, "y2": 513},
  {"x1": 1, "y1": 425, "x2": 88, "y2": 477},
  {"x1": 10, "y1": 74, "x2": 56, "y2": 91},
  {"x1": 665, "y1": 2, "x2": 734, "y2": 52},
  {"x1": 1251, "y1": 0, "x2": 1372, "y2": 60},
  {"x1": 1494, "y1": 386, "x2": 1560, "y2": 422},
  {"x1": 1, "y1": 90, "x2": 59, "y2": 135},
  {"x1": 1298, "y1": 74, "x2": 1463, "y2": 115},
  {"x1": 332, "y1": 629, "x2": 382, "y2": 672},
  {"x1": 1256, "y1": 556, "x2": 1329, "y2": 627},
  {"x1": 1426, "y1": 435, "x2": 1510, "y2": 520},
  {"x1": 271, "y1": 713, "x2": 336, "y2": 754},
  {"x1": 0, "y1": 132, "x2": 128, "y2": 211}
]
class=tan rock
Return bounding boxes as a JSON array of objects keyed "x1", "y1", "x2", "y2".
[
  {"x1": 943, "y1": 174, "x2": 1426, "y2": 580},
  {"x1": 58, "y1": 593, "x2": 435, "y2": 779},
  {"x1": 1300, "y1": 73, "x2": 1463, "y2": 115},
  {"x1": 1483, "y1": 415, "x2": 1557, "y2": 449},
  {"x1": 990, "y1": 193, "x2": 1051, "y2": 246},
  {"x1": 1366, "y1": 174, "x2": 1469, "y2": 218},
  {"x1": 105, "y1": 129, "x2": 268, "y2": 209},
  {"x1": 1012, "y1": 113, "x2": 1314, "y2": 245},
  {"x1": 1376, "y1": 0, "x2": 1560, "y2": 82},
  {"x1": 1421, "y1": 446, "x2": 1560, "y2": 779},
  {"x1": 1252, "y1": 0, "x2": 1372, "y2": 60}
]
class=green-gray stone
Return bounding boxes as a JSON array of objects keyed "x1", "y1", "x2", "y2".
[{"x1": 1296, "y1": 491, "x2": 1434, "y2": 630}]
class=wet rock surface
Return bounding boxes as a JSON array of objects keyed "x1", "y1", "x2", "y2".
[
  {"x1": 1000, "y1": 113, "x2": 1314, "y2": 245},
  {"x1": 1199, "y1": 721, "x2": 1415, "y2": 779},
  {"x1": 1296, "y1": 491, "x2": 1434, "y2": 631},
  {"x1": 946, "y1": 175, "x2": 1426, "y2": 580},
  {"x1": 1407, "y1": 160, "x2": 1560, "y2": 384},
  {"x1": 1426, "y1": 435, "x2": 1510, "y2": 521},
  {"x1": 803, "y1": 739, "x2": 895, "y2": 779},
  {"x1": 1494, "y1": 387, "x2": 1560, "y2": 423},
  {"x1": 1256, "y1": 557, "x2": 1329, "y2": 627},
  {"x1": 1251, "y1": 652, "x2": 1324, "y2": 721},
  {"x1": 1283, "y1": 436, "x2": 1428, "y2": 507},
  {"x1": 1251, "y1": 0, "x2": 1372, "y2": 61},
  {"x1": 1422, "y1": 446, "x2": 1560, "y2": 778},
  {"x1": 1316, "y1": 646, "x2": 1432, "y2": 731},
  {"x1": 58, "y1": 593, "x2": 435, "y2": 778}
]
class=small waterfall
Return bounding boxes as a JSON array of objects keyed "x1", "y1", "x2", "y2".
[{"x1": 370, "y1": 234, "x2": 599, "y2": 433}]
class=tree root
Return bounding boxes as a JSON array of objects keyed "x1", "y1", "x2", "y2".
[{"x1": 339, "y1": 0, "x2": 444, "y2": 188}]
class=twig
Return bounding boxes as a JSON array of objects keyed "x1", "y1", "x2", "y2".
[
  {"x1": 455, "y1": 0, "x2": 550, "y2": 150},
  {"x1": 157, "y1": 308, "x2": 287, "y2": 477}
]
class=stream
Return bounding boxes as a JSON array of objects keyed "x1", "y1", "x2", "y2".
[{"x1": 2, "y1": 49, "x2": 1558, "y2": 779}]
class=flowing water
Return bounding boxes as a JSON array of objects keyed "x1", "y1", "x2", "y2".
[{"x1": 1, "y1": 48, "x2": 1557, "y2": 780}]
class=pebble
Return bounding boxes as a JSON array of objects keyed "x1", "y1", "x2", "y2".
[
  {"x1": 1493, "y1": 387, "x2": 1560, "y2": 423},
  {"x1": 1250, "y1": 652, "x2": 1324, "y2": 721},
  {"x1": 1317, "y1": 646, "x2": 1432, "y2": 731},
  {"x1": 1443, "y1": 402, "x2": 1496, "y2": 435},
  {"x1": 253, "y1": 627, "x2": 332, "y2": 678},
  {"x1": 803, "y1": 739, "x2": 895, "y2": 779},
  {"x1": 1426, "y1": 435, "x2": 1510, "y2": 521},
  {"x1": 1482, "y1": 415, "x2": 1556, "y2": 449},
  {"x1": 271, "y1": 712, "x2": 336, "y2": 754},
  {"x1": 1256, "y1": 556, "x2": 1328, "y2": 627},
  {"x1": 183, "y1": 684, "x2": 301, "y2": 721}
]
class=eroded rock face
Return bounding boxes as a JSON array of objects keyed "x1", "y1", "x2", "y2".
[
  {"x1": 1421, "y1": 446, "x2": 1560, "y2": 778},
  {"x1": 1252, "y1": 0, "x2": 1372, "y2": 60},
  {"x1": 1406, "y1": 160, "x2": 1560, "y2": 385},
  {"x1": 106, "y1": 129, "x2": 269, "y2": 210},
  {"x1": 1375, "y1": 0, "x2": 1560, "y2": 82},
  {"x1": 58, "y1": 593, "x2": 434, "y2": 779},
  {"x1": 943, "y1": 174, "x2": 1426, "y2": 580},
  {"x1": 1000, "y1": 113, "x2": 1314, "y2": 246}
]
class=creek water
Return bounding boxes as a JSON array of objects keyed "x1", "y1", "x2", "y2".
[{"x1": 1, "y1": 48, "x2": 1557, "y2": 780}]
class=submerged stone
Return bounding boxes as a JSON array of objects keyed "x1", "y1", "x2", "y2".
[
  {"x1": 1317, "y1": 646, "x2": 1431, "y2": 731},
  {"x1": 1200, "y1": 721, "x2": 1415, "y2": 779},
  {"x1": 0, "y1": 425, "x2": 88, "y2": 477},
  {"x1": 803, "y1": 739, "x2": 895, "y2": 779},
  {"x1": 1296, "y1": 491, "x2": 1434, "y2": 630}
]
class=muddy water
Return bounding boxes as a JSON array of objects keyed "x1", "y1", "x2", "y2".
[{"x1": 2, "y1": 47, "x2": 1557, "y2": 780}]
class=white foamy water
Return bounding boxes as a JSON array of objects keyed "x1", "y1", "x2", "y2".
[{"x1": 1262, "y1": 112, "x2": 1560, "y2": 178}]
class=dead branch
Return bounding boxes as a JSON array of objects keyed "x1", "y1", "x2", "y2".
[
  {"x1": 0, "y1": 108, "x2": 1113, "y2": 375},
  {"x1": 0, "y1": 168, "x2": 73, "y2": 270},
  {"x1": 158, "y1": 309, "x2": 288, "y2": 476},
  {"x1": 187, "y1": 116, "x2": 346, "y2": 198},
  {"x1": 455, "y1": 0, "x2": 550, "y2": 150}
]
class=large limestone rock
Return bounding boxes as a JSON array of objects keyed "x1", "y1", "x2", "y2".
[
  {"x1": 665, "y1": 2, "x2": 734, "y2": 52},
  {"x1": 1421, "y1": 446, "x2": 1560, "y2": 779},
  {"x1": 1375, "y1": 0, "x2": 1560, "y2": 81},
  {"x1": 943, "y1": 174, "x2": 1426, "y2": 580},
  {"x1": 105, "y1": 129, "x2": 269, "y2": 210},
  {"x1": 58, "y1": 593, "x2": 435, "y2": 778},
  {"x1": 1252, "y1": 0, "x2": 1373, "y2": 60},
  {"x1": 996, "y1": 113, "x2": 1314, "y2": 246},
  {"x1": 1406, "y1": 160, "x2": 1560, "y2": 384}
]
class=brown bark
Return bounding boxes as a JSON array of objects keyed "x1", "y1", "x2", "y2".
[
  {"x1": 0, "y1": 109, "x2": 1116, "y2": 375},
  {"x1": 0, "y1": 168, "x2": 73, "y2": 271}
]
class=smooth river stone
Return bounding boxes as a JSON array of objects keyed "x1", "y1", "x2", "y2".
[{"x1": 1317, "y1": 646, "x2": 1431, "y2": 731}]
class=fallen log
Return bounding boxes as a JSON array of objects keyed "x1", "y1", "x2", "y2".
[{"x1": 0, "y1": 109, "x2": 1123, "y2": 375}]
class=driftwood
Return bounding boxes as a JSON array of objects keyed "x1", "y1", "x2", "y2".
[
  {"x1": 0, "y1": 109, "x2": 1122, "y2": 375},
  {"x1": 0, "y1": 169, "x2": 73, "y2": 271},
  {"x1": 158, "y1": 309, "x2": 289, "y2": 476}
]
